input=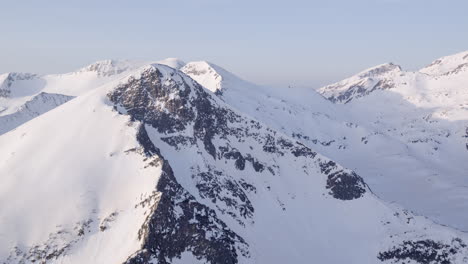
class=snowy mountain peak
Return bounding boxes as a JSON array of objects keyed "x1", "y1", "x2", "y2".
[
  {"x1": 110, "y1": 64, "x2": 202, "y2": 129},
  {"x1": 78, "y1": 59, "x2": 148, "y2": 77},
  {"x1": 156, "y1": 58, "x2": 186, "y2": 70},
  {"x1": 181, "y1": 61, "x2": 249, "y2": 95},
  {"x1": 0, "y1": 72, "x2": 39, "y2": 98},
  {"x1": 181, "y1": 61, "x2": 224, "y2": 93},
  {"x1": 420, "y1": 50, "x2": 468, "y2": 76},
  {"x1": 0, "y1": 92, "x2": 74, "y2": 135},
  {"x1": 318, "y1": 50, "x2": 468, "y2": 105},
  {"x1": 318, "y1": 62, "x2": 402, "y2": 104},
  {"x1": 356, "y1": 62, "x2": 402, "y2": 78}
]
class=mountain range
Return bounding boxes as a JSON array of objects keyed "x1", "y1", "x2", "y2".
[{"x1": 1, "y1": 51, "x2": 468, "y2": 263}]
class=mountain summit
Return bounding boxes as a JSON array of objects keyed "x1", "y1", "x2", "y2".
[
  {"x1": 317, "y1": 63, "x2": 403, "y2": 103},
  {"x1": 420, "y1": 51, "x2": 468, "y2": 76}
]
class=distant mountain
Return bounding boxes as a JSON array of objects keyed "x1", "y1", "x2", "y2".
[
  {"x1": 316, "y1": 50, "x2": 468, "y2": 231},
  {"x1": 317, "y1": 63, "x2": 402, "y2": 103},
  {"x1": 420, "y1": 51, "x2": 468, "y2": 76},
  {"x1": 1, "y1": 53, "x2": 468, "y2": 264},
  {"x1": 0, "y1": 92, "x2": 73, "y2": 135}
]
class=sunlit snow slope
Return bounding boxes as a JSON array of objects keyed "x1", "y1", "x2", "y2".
[{"x1": 183, "y1": 52, "x2": 468, "y2": 232}]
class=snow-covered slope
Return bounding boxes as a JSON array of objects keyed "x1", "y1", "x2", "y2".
[
  {"x1": 0, "y1": 92, "x2": 74, "y2": 135},
  {"x1": 0, "y1": 73, "x2": 45, "y2": 116},
  {"x1": 183, "y1": 52, "x2": 468, "y2": 233},
  {"x1": 157, "y1": 58, "x2": 186, "y2": 70},
  {"x1": 0, "y1": 73, "x2": 40, "y2": 98},
  {"x1": 1, "y1": 54, "x2": 468, "y2": 264},
  {"x1": 0, "y1": 59, "x2": 187, "y2": 129},
  {"x1": 0, "y1": 77, "x2": 162, "y2": 263},
  {"x1": 181, "y1": 61, "x2": 254, "y2": 95},
  {"x1": 0, "y1": 60, "x2": 152, "y2": 135},
  {"x1": 315, "y1": 51, "x2": 468, "y2": 231},
  {"x1": 318, "y1": 63, "x2": 403, "y2": 103},
  {"x1": 420, "y1": 51, "x2": 468, "y2": 76},
  {"x1": 77, "y1": 59, "x2": 149, "y2": 77}
]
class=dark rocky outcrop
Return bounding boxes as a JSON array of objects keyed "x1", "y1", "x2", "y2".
[
  {"x1": 378, "y1": 239, "x2": 467, "y2": 264},
  {"x1": 326, "y1": 79, "x2": 396, "y2": 104},
  {"x1": 124, "y1": 126, "x2": 249, "y2": 264},
  {"x1": 109, "y1": 69, "x2": 251, "y2": 263},
  {"x1": 319, "y1": 160, "x2": 367, "y2": 200}
]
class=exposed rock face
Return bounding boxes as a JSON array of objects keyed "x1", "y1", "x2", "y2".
[
  {"x1": 123, "y1": 126, "x2": 249, "y2": 264},
  {"x1": 107, "y1": 65, "x2": 373, "y2": 263},
  {"x1": 110, "y1": 67, "x2": 253, "y2": 263},
  {"x1": 319, "y1": 160, "x2": 367, "y2": 200},
  {"x1": 420, "y1": 51, "x2": 468, "y2": 76},
  {"x1": 318, "y1": 63, "x2": 401, "y2": 103},
  {"x1": 4, "y1": 219, "x2": 96, "y2": 263},
  {"x1": 0, "y1": 87, "x2": 10, "y2": 98},
  {"x1": 0, "y1": 73, "x2": 38, "y2": 97},
  {"x1": 109, "y1": 66, "x2": 195, "y2": 133},
  {"x1": 378, "y1": 239, "x2": 468, "y2": 264}
]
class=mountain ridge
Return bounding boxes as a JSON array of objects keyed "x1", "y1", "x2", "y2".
[{"x1": 1, "y1": 52, "x2": 468, "y2": 263}]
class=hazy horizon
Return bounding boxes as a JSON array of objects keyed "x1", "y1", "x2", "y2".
[{"x1": 2, "y1": 0, "x2": 468, "y2": 88}]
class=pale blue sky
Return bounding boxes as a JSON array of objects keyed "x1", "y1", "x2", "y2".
[{"x1": 1, "y1": 0, "x2": 467, "y2": 88}]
